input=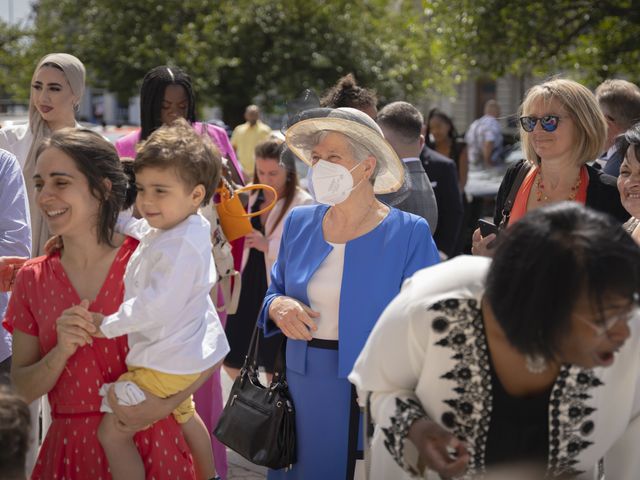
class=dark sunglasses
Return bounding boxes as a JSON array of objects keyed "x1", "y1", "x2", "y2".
[{"x1": 519, "y1": 115, "x2": 561, "y2": 132}]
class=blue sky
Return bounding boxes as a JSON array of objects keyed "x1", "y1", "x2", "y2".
[{"x1": 0, "y1": 0, "x2": 31, "y2": 24}]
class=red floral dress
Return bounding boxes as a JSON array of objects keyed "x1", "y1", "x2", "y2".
[{"x1": 3, "y1": 237, "x2": 195, "y2": 480}]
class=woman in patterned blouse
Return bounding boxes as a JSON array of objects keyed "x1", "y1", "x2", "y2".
[{"x1": 351, "y1": 202, "x2": 640, "y2": 479}]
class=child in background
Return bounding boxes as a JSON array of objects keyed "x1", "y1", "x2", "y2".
[{"x1": 89, "y1": 118, "x2": 229, "y2": 480}]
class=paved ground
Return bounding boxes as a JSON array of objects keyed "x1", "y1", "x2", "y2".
[
  {"x1": 227, "y1": 451, "x2": 267, "y2": 480},
  {"x1": 221, "y1": 370, "x2": 267, "y2": 480}
]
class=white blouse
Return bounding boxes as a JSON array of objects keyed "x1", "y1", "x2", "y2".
[
  {"x1": 101, "y1": 213, "x2": 230, "y2": 374},
  {"x1": 307, "y1": 242, "x2": 345, "y2": 340}
]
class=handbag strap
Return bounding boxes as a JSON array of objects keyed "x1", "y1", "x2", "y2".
[
  {"x1": 499, "y1": 161, "x2": 532, "y2": 229},
  {"x1": 216, "y1": 184, "x2": 279, "y2": 218},
  {"x1": 241, "y1": 325, "x2": 261, "y2": 375},
  {"x1": 270, "y1": 336, "x2": 288, "y2": 384},
  {"x1": 242, "y1": 325, "x2": 288, "y2": 385}
]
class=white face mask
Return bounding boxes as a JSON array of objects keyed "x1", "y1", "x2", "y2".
[{"x1": 311, "y1": 159, "x2": 364, "y2": 206}]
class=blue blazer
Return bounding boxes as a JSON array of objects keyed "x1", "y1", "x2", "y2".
[{"x1": 258, "y1": 204, "x2": 440, "y2": 378}]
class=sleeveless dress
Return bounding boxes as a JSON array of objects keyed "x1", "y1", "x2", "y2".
[{"x1": 2, "y1": 237, "x2": 195, "y2": 480}]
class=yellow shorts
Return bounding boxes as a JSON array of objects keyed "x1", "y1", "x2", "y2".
[{"x1": 118, "y1": 366, "x2": 200, "y2": 424}]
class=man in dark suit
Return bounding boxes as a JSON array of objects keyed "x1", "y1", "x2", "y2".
[
  {"x1": 376, "y1": 102, "x2": 439, "y2": 234},
  {"x1": 420, "y1": 145, "x2": 464, "y2": 258}
]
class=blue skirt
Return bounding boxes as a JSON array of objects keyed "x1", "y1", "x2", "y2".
[{"x1": 268, "y1": 342, "x2": 363, "y2": 480}]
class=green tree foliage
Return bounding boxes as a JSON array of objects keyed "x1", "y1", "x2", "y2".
[
  {"x1": 24, "y1": 0, "x2": 437, "y2": 124},
  {"x1": 424, "y1": 0, "x2": 640, "y2": 86},
  {"x1": 0, "y1": 19, "x2": 34, "y2": 104}
]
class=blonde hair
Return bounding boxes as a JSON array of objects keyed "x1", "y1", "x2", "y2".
[{"x1": 519, "y1": 78, "x2": 606, "y2": 166}]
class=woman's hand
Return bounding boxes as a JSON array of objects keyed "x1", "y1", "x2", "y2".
[
  {"x1": 0, "y1": 256, "x2": 28, "y2": 291},
  {"x1": 244, "y1": 230, "x2": 269, "y2": 253},
  {"x1": 55, "y1": 299, "x2": 96, "y2": 357},
  {"x1": 107, "y1": 364, "x2": 217, "y2": 432},
  {"x1": 408, "y1": 417, "x2": 470, "y2": 478},
  {"x1": 269, "y1": 296, "x2": 319, "y2": 341},
  {"x1": 471, "y1": 228, "x2": 496, "y2": 257}
]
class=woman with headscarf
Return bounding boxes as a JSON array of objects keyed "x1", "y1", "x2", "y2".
[
  {"x1": 0, "y1": 53, "x2": 85, "y2": 257},
  {"x1": 256, "y1": 107, "x2": 440, "y2": 479}
]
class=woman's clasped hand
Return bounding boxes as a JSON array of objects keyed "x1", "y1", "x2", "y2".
[{"x1": 269, "y1": 296, "x2": 319, "y2": 341}]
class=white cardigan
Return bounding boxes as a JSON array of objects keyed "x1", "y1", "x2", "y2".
[
  {"x1": 350, "y1": 256, "x2": 640, "y2": 480},
  {"x1": 241, "y1": 187, "x2": 313, "y2": 284}
]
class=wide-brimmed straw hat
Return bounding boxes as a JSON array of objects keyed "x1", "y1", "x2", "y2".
[{"x1": 285, "y1": 107, "x2": 404, "y2": 194}]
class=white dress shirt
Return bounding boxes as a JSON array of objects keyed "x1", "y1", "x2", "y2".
[{"x1": 101, "y1": 213, "x2": 230, "y2": 374}]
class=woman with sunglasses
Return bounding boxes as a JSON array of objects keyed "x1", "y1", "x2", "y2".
[
  {"x1": 351, "y1": 202, "x2": 640, "y2": 479},
  {"x1": 472, "y1": 78, "x2": 628, "y2": 256}
]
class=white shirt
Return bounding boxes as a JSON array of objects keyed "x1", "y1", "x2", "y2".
[
  {"x1": 307, "y1": 242, "x2": 345, "y2": 340},
  {"x1": 101, "y1": 213, "x2": 230, "y2": 374}
]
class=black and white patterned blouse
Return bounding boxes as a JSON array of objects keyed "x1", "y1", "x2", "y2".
[{"x1": 350, "y1": 256, "x2": 640, "y2": 480}]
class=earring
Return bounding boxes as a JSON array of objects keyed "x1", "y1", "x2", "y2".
[{"x1": 525, "y1": 354, "x2": 548, "y2": 374}]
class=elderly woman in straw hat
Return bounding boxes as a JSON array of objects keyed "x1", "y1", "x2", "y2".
[{"x1": 257, "y1": 107, "x2": 440, "y2": 479}]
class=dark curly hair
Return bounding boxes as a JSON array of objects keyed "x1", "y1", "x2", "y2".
[
  {"x1": 0, "y1": 385, "x2": 31, "y2": 478},
  {"x1": 320, "y1": 73, "x2": 377, "y2": 111},
  {"x1": 36, "y1": 128, "x2": 129, "y2": 246},
  {"x1": 486, "y1": 202, "x2": 640, "y2": 361}
]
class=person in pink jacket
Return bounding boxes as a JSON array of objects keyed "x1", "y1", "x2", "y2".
[
  {"x1": 115, "y1": 65, "x2": 243, "y2": 480},
  {"x1": 115, "y1": 65, "x2": 242, "y2": 186}
]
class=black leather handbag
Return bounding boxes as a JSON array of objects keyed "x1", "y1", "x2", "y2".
[{"x1": 214, "y1": 326, "x2": 296, "y2": 470}]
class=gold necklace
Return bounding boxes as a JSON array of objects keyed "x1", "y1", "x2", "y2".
[{"x1": 535, "y1": 170, "x2": 581, "y2": 202}]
